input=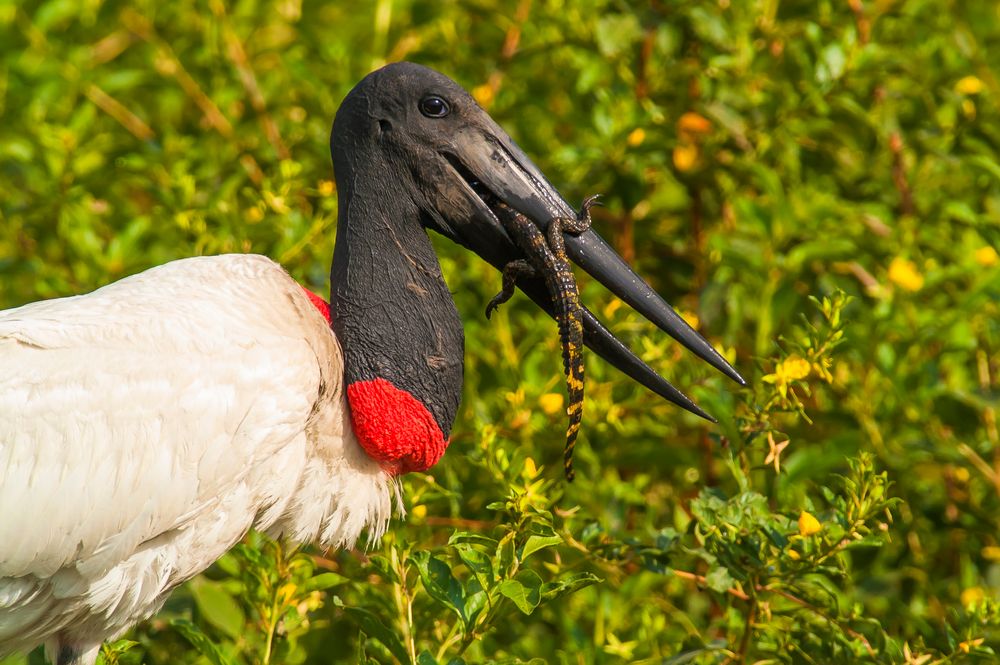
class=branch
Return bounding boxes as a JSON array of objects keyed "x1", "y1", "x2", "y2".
[{"x1": 670, "y1": 569, "x2": 876, "y2": 657}]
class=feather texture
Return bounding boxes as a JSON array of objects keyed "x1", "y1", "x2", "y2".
[{"x1": 0, "y1": 255, "x2": 396, "y2": 661}]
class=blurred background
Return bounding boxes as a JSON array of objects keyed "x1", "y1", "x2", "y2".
[{"x1": 2, "y1": 0, "x2": 999, "y2": 663}]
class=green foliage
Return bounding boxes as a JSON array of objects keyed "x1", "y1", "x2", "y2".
[{"x1": 2, "y1": 0, "x2": 1000, "y2": 662}]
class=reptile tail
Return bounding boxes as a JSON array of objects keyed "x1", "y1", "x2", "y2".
[{"x1": 560, "y1": 309, "x2": 585, "y2": 482}]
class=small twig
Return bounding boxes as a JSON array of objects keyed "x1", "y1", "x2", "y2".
[
  {"x1": 690, "y1": 184, "x2": 706, "y2": 289},
  {"x1": 635, "y1": 27, "x2": 655, "y2": 99},
  {"x1": 83, "y1": 84, "x2": 154, "y2": 140},
  {"x1": 90, "y1": 30, "x2": 134, "y2": 65},
  {"x1": 616, "y1": 210, "x2": 635, "y2": 265},
  {"x1": 861, "y1": 214, "x2": 891, "y2": 237},
  {"x1": 848, "y1": 0, "x2": 871, "y2": 45},
  {"x1": 123, "y1": 10, "x2": 234, "y2": 138},
  {"x1": 387, "y1": 32, "x2": 421, "y2": 62},
  {"x1": 975, "y1": 349, "x2": 1000, "y2": 495},
  {"x1": 309, "y1": 554, "x2": 341, "y2": 571},
  {"x1": 17, "y1": 11, "x2": 152, "y2": 142},
  {"x1": 478, "y1": 0, "x2": 532, "y2": 106},
  {"x1": 501, "y1": 0, "x2": 532, "y2": 60},
  {"x1": 888, "y1": 132, "x2": 915, "y2": 216},
  {"x1": 121, "y1": 4, "x2": 274, "y2": 186},
  {"x1": 737, "y1": 587, "x2": 757, "y2": 661},
  {"x1": 210, "y1": 0, "x2": 290, "y2": 160},
  {"x1": 834, "y1": 260, "x2": 881, "y2": 294},
  {"x1": 424, "y1": 516, "x2": 495, "y2": 529},
  {"x1": 957, "y1": 442, "x2": 1000, "y2": 492},
  {"x1": 278, "y1": 213, "x2": 337, "y2": 264}
]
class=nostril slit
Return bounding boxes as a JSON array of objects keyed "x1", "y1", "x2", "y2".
[{"x1": 378, "y1": 120, "x2": 391, "y2": 133}]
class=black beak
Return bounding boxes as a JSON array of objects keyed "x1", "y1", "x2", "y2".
[{"x1": 436, "y1": 119, "x2": 745, "y2": 420}]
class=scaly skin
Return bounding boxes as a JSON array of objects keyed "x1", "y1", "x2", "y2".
[{"x1": 485, "y1": 196, "x2": 599, "y2": 481}]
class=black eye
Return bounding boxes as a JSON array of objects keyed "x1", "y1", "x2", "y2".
[{"x1": 419, "y1": 95, "x2": 450, "y2": 118}]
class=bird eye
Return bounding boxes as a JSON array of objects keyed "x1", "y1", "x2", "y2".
[{"x1": 419, "y1": 95, "x2": 450, "y2": 118}]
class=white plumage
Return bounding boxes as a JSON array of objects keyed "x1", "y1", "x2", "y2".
[{"x1": 0, "y1": 254, "x2": 397, "y2": 664}]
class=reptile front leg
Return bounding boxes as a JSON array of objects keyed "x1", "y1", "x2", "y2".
[{"x1": 486, "y1": 259, "x2": 535, "y2": 319}]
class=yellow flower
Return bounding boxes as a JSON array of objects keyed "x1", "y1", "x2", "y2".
[
  {"x1": 472, "y1": 84, "x2": 494, "y2": 108},
  {"x1": 762, "y1": 355, "x2": 810, "y2": 397},
  {"x1": 960, "y1": 586, "x2": 985, "y2": 607},
  {"x1": 902, "y1": 643, "x2": 932, "y2": 665},
  {"x1": 975, "y1": 246, "x2": 998, "y2": 267},
  {"x1": 318, "y1": 179, "x2": 335, "y2": 196},
  {"x1": 798, "y1": 511, "x2": 822, "y2": 536},
  {"x1": 673, "y1": 143, "x2": 699, "y2": 172},
  {"x1": 677, "y1": 112, "x2": 712, "y2": 135},
  {"x1": 411, "y1": 504, "x2": 427, "y2": 519},
  {"x1": 764, "y1": 432, "x2": 790, "y2": 473},
  {"x1": 277, "y1": 582, "x2": 298, "y2": 604},
  {"x1": 679, "y1": 310, "x2": 700, "y2": 330},
  {"x1": 888, "y1": 257, "x2": 924, "y2": 291},
  {"x1": 959, "y1": 637, "x2": 985, "y2": 653},
  {"x1": 955, "y1": 75, "x2": 984, "y2": 95},
  {"x1": 627, "y1": 128, "x2": 646, "y2": 147},
  {"x1": 522, "y1": 457, "x2": 538, "y2": 480},
  {"x1": 539, "y1": 393, "x2": 564, "y2": 415},
  {"x1": 812, "y1": 357, "x2": 834, "y2": 383},
  {"x1": 603, "y1": 297, "x2": 624, "y2": 319},
  {"x1": 505, "y1": 389, "x2": 525, "y2": 406},
  {"x1": 782, "y1": 356, "x2": 811, "y2": 380},
  {"x1": 721, "y1": 345, "x2": 737, "y2": 366},
  {"x1": 982, "y1": 546, "x2": 1000, "y2": 561},
  {"x1": 265, "y1": 192, "x2": 290, "y2": 214}
]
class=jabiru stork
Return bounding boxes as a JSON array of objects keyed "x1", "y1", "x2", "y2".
[{"x1": 0, "y1": 62, "x2": 744, "y2": 665}]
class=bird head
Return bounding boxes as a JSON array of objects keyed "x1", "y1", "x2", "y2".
[{"x1": 329, "y1": 62, "x2": 744, "y2": 476}]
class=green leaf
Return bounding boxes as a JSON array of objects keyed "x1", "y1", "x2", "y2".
[
  {"x1": 595, "y1": 14, "x2": 642, "y2": 57},
  {"x1": 456, "y1": 543, "x2": 494, "y2": 584},
  {"x1": 497, "y1": 533, "x2": 516, "y2": 577},
  {"x1": 188, "y1": 577, "x2": 245, "y2": 640},
  {"x1": 365, "y1": 554, "x2": 401, "y2": 585},
  {"x1": 498, "y1": 575, "x2": 542, "y2": 615},
  {"x1": 411, "y1": 551, "x2": 467, "y2": 625},
  {"x1": 540, "y1": 572, "x2": 601, "y2": 602},
  {"x1": 448, "y1": 532, "x2": 498, "y2": 548},
  {"x1": 334, "y1": 600, "x2": 411, "y2": 665},
  {"x1": 786, "y1": 239, "x2": 855, "y2": 269},
  {"x1": 98, "y1": 639, "x2": 141, "y2": 665},
  {"x1": 169, "y1": 619, "x2": 237, "y2": 665},
  {"x1": 704, "y1": 567, "x2": 734, "y2": 594},
  {"x1": 520, "y1": 534, "x2": 563, "y2": 561},
  {"x1": 303, "y1": 572, "x2": 349, "y2": 592}
]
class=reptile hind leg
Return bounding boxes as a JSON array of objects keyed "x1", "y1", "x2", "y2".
[
  {"x1": 485, "y1": 260, "x2": 535, "y2": 319},
  {"x1": 561, "y1": 194, "x2": 602, "y2": 234}
]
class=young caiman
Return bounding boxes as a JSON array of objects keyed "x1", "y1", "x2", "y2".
[{"x1": 485, "y1": 195, "x2": 600, "y2": 481}]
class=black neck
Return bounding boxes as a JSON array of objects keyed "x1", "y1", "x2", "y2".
[{"x1": 329, "y1": 168, "x2": 464, "y2": 436}]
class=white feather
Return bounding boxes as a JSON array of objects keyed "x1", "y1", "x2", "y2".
[{"x1": 0, "y1": 255, "x2": 396, "y2": 663}]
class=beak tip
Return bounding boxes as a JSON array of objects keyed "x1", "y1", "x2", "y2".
[
  {"x1": 704, "y1": 350, "x2": 747, "y2": 387},
  {"x1": 685, "y1": 401, "x2": 717, "y2": 423}
]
